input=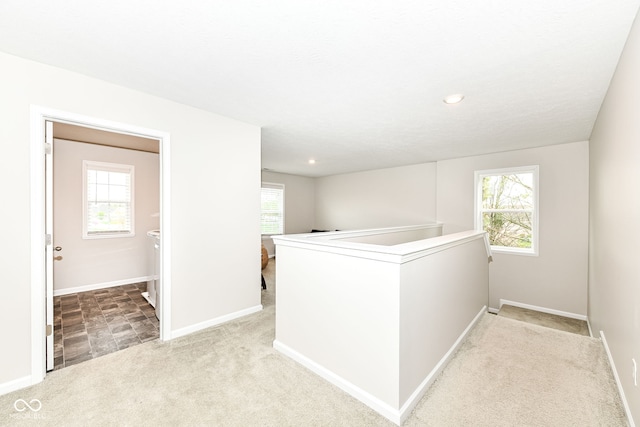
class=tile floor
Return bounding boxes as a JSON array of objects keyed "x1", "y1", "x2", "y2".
[{"x1": 53, "y1": 282, "x2": 159, "y2": 370}]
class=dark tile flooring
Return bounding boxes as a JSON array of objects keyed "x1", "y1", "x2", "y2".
[{"x1": 53, "y1": 282, "x2": 159, "y2": 370}]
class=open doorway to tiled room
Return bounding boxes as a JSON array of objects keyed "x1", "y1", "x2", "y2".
[{"x1": 53, "y1": 283, "x2": 159, "y2": 369}]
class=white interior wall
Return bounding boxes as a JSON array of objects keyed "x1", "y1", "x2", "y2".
[
  {"x1": 261, "y1": 171, "x2": 315, "y2": 234},
  {"x1": 436, "y1": 142, "x2": 590, "y2": 315},
  {"x1": 314, "y1": 162, "x2": 437, "y2": 230},
  {"x1": 2, "y1": 25, "x2": 631, "y2": 412},
  {"x1": 53, "y1": 139, "x2": 159, "y2": 293},
  {"x1": 588, "y1": 9, "x2": 640, "y2": 422},
  {"x1": 0, "y1": 51, "x2": 261, "y2": 391},
  {"x1": 311, "y1": 146, "x2": 589, "y2": 316},
  {"x1": 261, "y1": 171, "x2": 315, "y2": 257}
]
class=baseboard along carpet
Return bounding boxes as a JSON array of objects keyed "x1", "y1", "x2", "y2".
[
  {"x1": 0, "y1": 260, "x2": 627, "y2": 426},
  {"x1": 497, "y1": 304, "x2": 590, "y2": 336},
  {"x1": 408, "y1": 313, "x2": 626, "y2": 426}
]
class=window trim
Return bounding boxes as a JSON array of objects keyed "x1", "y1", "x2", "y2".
[
  {"x1": 474, "y1": 165, "x2": 539, "y2": 256},
  {"x1": 261, "y1": 182, "x2": 285, "y2": 236},
  {"x1": 82, "y1": 160, "x2": 135, "y2": 239}
]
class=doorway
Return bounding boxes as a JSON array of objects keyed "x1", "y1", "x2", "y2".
[
  {"x1": 51, "y1": 123, "x2": 161, "y2": 369},
  {"x1": 30, "y1": 106, "x2": 172, "y2": 381}
]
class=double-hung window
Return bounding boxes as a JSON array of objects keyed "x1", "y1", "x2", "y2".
[
  {"x1": 261, "y1": 182, "x2": 284, "y2": 235},
  {"x1": 475, "y1": 165, "x2": 538, "y2": 255},
  {"x1": 83, "y1": 160, "x2": 135, "y2": 238}
]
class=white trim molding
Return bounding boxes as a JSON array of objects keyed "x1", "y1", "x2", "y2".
[
  {"x1": 397, "y1": 306, "x2": 487, "y2": 424},
  {"x1": 0, "y1": 376, "x2": 33, "y2": 397},
  {"x1": 274, "y1": 306, "x2": 486, "y2": 426},
  {"x1": 53, "y1": 276, "x2": 154, "y2": 297},
  {"x1": 600, "y1": 331, "x2": 636, "y2": 427},
  {"x1": 273, "y1": 340, "x2": 402, "y2": 424},
  {"x1": 29, "y1": 105, "x2": 172, "y2": 388},
  {"x1": 499, "y1": 299, "x2": 587, "y2": 321},
  {"x1": 474, "y1": 165, "x2": 539, "y2": 256},
  {"x1": 171, "y1": 305, "x2": 263, "y2": 339}
]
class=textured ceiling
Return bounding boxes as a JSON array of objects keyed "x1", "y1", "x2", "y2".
[{"x1": 1, "y1": 1, "x2": 638, "y2": 177}]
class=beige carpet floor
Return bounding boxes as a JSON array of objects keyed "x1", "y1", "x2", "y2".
[
  {"x1": 497, "y1": 304, "x2": 591, "y2": 336},
  {"x1": 0, "y1": 259, "x2": 627, "y2": 426},
  {"x1": 410, "y1": 314, "x2": 626, "y2": 426}
]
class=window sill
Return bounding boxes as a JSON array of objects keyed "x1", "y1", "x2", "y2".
[
  {"x1": 83, "y1": 232, "x2": 136, "y2": 240},
  {"x1": 490, "y1": 247, "x2": 538, "y2": 257}
]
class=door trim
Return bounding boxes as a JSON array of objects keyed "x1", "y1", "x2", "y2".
[
  {"x1": 29, "y1": 105, "x2": 172, "y2": 383},
  {"x1": 45, "y1": 121, "x2": 54, "y2": 371}
]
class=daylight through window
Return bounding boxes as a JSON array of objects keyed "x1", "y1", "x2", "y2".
[
  {"x1": 261, "y1": 183, "x2": 284, "y2": 235},
  {"x1": 83, "y1": 161, "x2": 135, "y2": 238},
  {"x1": 475, "y1": 166, "x2": 538, "y2": 255}
]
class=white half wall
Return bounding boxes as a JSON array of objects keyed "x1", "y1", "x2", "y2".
[
  {"x1": 53, "y1": 139, "x2": 159, "y2": 293},
  {"x1": 0, "y1": 51, "x2": 261, "y2": 391},
  {"x1": 436, "y1": 141, "x2": 589, "y2": 315},
  {"x1": 273, "y1": 227, "x2": 490, "y2": 424},
  {"x1": 589, "y1": 8, "x2": 640, "y2": 423},
  {"x1": 314, "y1": 162, "x2": 437, "y2": 230}
]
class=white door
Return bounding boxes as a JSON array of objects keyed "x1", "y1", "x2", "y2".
[{"x1": 45, "y1": 120, "x2": 54, "y2": 371}]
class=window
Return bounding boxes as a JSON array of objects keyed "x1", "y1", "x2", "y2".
[
  {"x1": 261, "y1": 182, "x2": 284, "y2": 235},
  {"x1": 83, "y1": 161, "x2": 135, "y2": 238},
  {"x1": 475, "y1": 166, "x2": 538, "y2": 255}
]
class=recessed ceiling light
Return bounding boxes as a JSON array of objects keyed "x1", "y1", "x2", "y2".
[
  {"x1": 308, "y1": 159, "x2": 316, "y2": 165},
  {"x1": 443, "y1": 94, "x2": 464, "y2": 104}
]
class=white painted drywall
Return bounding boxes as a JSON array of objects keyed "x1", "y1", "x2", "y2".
[
  {"x1": 314, "y1": 162, "x2": 437, "y2": 230},
  {"x1": 260, "y1": 171, "x2": 315, "y2": 257},
  {"x1": 261, "y1": 171, "x2": 315, "y2": 234},
  {"x1": 436, "y1": 141, "x2": 589, "y2": 315},
  {"x1": 589, "y1": 9, "x2": 640, "y2": 422},
  {"x1": 0, "y1": 51, "x2": 261, "y2": 390},
  {"x1": 334, "y1": 225, "x2": 442, "y2": 245},
  {"x1": 275, "y1": 245, "x2": 401, "y2": 407},
  {"x1": 398, "y1": 237, "x2": 488, "y2": 405},
  {"x1": 273, "y1": 228, "x2": 489, "y2": 422},
  {"x1": 53, "y1": 139, "x2": 159, "y2": 293}
]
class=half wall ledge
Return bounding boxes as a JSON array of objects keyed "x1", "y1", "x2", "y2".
[{"x1": 272, "y1": 224, "x2": 491, "y2": 425}]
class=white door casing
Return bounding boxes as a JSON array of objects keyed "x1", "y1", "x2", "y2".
[
  {"x1": 30, "y1": 105, "x2": 172, "y2": 384},
  {"x1": 45, "y1": 121, "x2": 54, "y2": 371}
]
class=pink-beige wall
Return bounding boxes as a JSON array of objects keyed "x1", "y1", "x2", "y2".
[{"x1": 53, "y1": 139, "x2": 159, "y2": 293}]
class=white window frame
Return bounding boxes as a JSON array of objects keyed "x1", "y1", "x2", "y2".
[
  {"x1": 83, "y1": 160, "x2": 135, "y2": 239},
  {"x1": 474, "y1": 165, "x2": 539, "y2": 256},
  {"x1": 261, "y1": 182, "x2": 285, "y2": 236}
]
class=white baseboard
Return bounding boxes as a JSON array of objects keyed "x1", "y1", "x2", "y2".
[
  {"x1": 0, "y1": 375, "x2": 32, "y2": 397},
  {"x1": 600, "y1": 331, "x2": 636, "y2": 427},
  {"x1": 53, "y1": 276, "x2": 153, "y2": 296},
  {"x1": 171, "y1": 304, "x2": 263, "y2": 339},
  {"x1": 499, "y1": 299, "x2": 587, "y2": 321},
  {"x1": 273, "y1": 339, "x2": 402, "y2": 425},
  {"x1": 273, "y1": 305, "x2": 487, "y2": 426},
  {"x1": 398, "y1": 305, "x2": 487, "y2": 424}
]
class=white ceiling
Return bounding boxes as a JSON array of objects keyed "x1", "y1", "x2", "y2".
[{"x1": 1, "y1": 1, "x2": 638, "y2": 177}]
